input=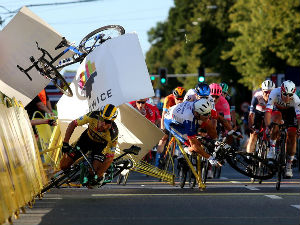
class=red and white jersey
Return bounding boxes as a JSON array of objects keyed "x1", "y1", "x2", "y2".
[
  {"x1": 250, "y1": 90, "x2": 268, "y2": 113},
  {"x1": 266, "y1": 87, "x2": 300, "y2": 119}
]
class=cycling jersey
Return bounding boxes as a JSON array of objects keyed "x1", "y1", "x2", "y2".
[
  {"x1": 163, "y1": 94, "x2": 176, "y2": 112},
  {"x1": 74, "y1": 111, "x2": 118, "y2": 155},
  {"x1": 164, "y1": 101, "x2": 198, "y2": 143},
  {"x1": 266, "y1": 88, "x2": 300, "y2": 119},
  {"x1": 184, "y1": 88, "x2": 217, "y2": 118},
  {"x1": 250, "y1": 90, "x2": 268, "y2": 113},
  {"x1": 215, "y1": 96, "x2": 231, "y2": 121}
]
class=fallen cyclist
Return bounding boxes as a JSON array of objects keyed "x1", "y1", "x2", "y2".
[
  {"x1": 163, "y1": 98, "x2": 221, "y2": 166},
  {"x1": 60, "y1": 104, "x2": 118, "y2": 188}
]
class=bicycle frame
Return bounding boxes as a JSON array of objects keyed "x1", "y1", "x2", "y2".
[{"x1": 173, "y1": 136, "x2": 206, "y2": 190}]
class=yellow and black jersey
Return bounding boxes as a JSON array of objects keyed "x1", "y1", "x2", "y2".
[{"x1": 74, "y1": 111, "x2": 118, "y2": 154}]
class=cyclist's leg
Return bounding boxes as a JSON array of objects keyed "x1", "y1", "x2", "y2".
[
  {"x1": 246, "y1": 112, "x2": 263, "y2": 154},
  {"x1": 282, "y1": 108, "x2": 297, "y2": 177},
  {"x1": 92, "y1": 153, "x2": 114, "y2": 179},
  {"x1": 60, "y1": 131, "x2": 89, "y2": 170},
  {"x1": 268, "y1": 111, "x2": 281, "y2": 156}
]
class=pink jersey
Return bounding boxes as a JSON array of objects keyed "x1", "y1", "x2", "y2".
[{"x1": 215, "y1": 95, "x2": 231, "y2": 121}]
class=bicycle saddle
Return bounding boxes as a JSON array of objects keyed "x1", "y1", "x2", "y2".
[
  {"x1": 55, "y1": 37, "x2": 68, "y2": 50},
  {"x1": 123, "y1": 145, "x2": 141, "y2": 155}
]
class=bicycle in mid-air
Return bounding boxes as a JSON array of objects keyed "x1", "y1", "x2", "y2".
[
  {"x1": 17, "y1": 25, "x2": 125, "y2": 97},
  {"x1": 40, "y1": 145, "x2": 140, "y2": 193}
]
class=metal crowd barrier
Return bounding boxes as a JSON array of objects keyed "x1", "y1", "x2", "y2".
[{"x1": 0, "y1": 92, "x2": 47, "y2": 224}]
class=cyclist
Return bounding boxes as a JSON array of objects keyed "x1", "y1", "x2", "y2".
[
  {"x1": 246, "y1": 80, "x2": 276, "y2": 154},
  {"x1": 220, "y1": 82, "x2": 237, "y2": 128},
  {"x1": 60, "y1": 104, "x2": 119, "y2": 186},
  {"x1": 209, "y1": 83, "x2": 231, "y2": 130},
  {"x1": 264, "y1": 80, "x2": 300, "y2": 177},
  {"x1": 163, "y1": 98, "x2": 220, "y2": 166},
  {"x1": 160, "y1": 87, "x2": 186, "y2": 129}
]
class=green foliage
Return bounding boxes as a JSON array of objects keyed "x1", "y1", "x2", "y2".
[{"x1": 146, "y1": 0, "x2": 300, "y2": 95}]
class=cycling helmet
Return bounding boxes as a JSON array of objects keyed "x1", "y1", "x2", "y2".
[
  {"x1": 261, "y1": 80, "x2": 275, "y2": 91},
  {"x1": 209, "y1": 83, "x2": 222, "y2": 96},
  {"x1": 281, "y1": 80, "x2": 296, "y2": 95},
  {"x1": 99, "y1": 104, "x2": 118, "y2": 121},
  {"x1": 195, "y1": 83, "x2": 210, "y2": 96},
  {"x1": 219, "y1": 82, "x2": 229, "y2": 94},
  {"x1": 296, "y1": 89, "x2": 300, "y2": 98},
  {"x1": 173, "y1": 87, "x2": 186, "y2": 100},
  {"x1": 194, "y1": 98, "x2": 212, "y2": 115}
]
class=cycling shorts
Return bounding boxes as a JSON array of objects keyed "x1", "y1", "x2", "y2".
[
  {"x1": 164, "y1": 119, "x2": 191, "y2": 145},
  {"x1": 272, "y1": 107, "x2": 297, "y2": 127},
  {"x1": 69, "y1": 130, "x2": 114, "y2": 161}
]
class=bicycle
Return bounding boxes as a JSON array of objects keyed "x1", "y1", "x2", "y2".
[
  {"x1": 250, "y1": 126, "x2": 270, "y2": 184},
  {"x1": 17, "y1": 25, "x2": 125, "y2": 97},
  {"x1": 40, "y1": 145, "x2": 140, "y2": 193},
  {"x1": 268, "y1": 122, "x2": 289, "y2": 190},
  {"x1": 198, "y1": 134, "x2": 275, "y2": 181}
]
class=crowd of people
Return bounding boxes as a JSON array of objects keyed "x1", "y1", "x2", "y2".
[
  {"x1": 28, "y1": 78, "x2": 299, "y2": 187},
  {"x1": 130, "y1": 80, "x2": 300, "y2": 179}
]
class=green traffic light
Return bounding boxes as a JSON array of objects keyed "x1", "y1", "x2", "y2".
[
  {"x1": 161, "y1": 78, "x2": 166, "y2": 84},
  {"x1": 151, "y1": 76, "x2": 155, "y2": 81},
  {"x1": 198, "y1": 76, "x2": 205, "y2": 82}
]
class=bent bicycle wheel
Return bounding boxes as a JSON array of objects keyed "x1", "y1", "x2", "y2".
[
  {"x1": 226, "y1": 151, "x2": 275, "y2": 180},
  {"x1": 79, "y1": 25, "x2": 125, "y2": 54},
  {"x1": 40, "y1": 165, "x2": 80, "y2": 194},
  {"x1": 38, "y1": 58, "x2": 73, "y2": 97}
]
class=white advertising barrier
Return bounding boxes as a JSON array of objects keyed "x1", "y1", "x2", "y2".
[
  {"x1": 58, "y1": 103, "x2": 164, "y2": 161},
  {"x1": 57, "y1": 33, "x2": 154, "y2": 120},
  {"x1": 0, "y1": 6, "x2": 71, "y2": 105}
]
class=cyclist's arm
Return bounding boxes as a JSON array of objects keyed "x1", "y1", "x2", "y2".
[
  {"x1": 63, "y1": 120, "x2": 77, "y2": 143},
  {"x1": 36, "y1": 101, "x2": 52, "y2": 114},
  {"x1": 217, "y1": 114, "x2": 232, "y2": 131},
  {"x1": 188, "y1": 136, "x2": 210, "y2": 159}
]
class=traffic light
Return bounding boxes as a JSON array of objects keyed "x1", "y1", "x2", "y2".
[
  {"x1": 198, "y1": 67, "x2": 205, "y2": 83},
  {"x1": 150, "y1": 76, "x2": 156, "y2": 81},
  {"x1": 159, "y1": 68, "x2": 167, "y2": 85}
]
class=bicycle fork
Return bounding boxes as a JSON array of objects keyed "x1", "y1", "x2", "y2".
[{"x1": 175, "y1": 138, "x2": 206, "y2": 190}]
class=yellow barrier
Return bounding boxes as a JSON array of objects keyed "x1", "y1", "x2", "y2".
[{"x1": 0, "y1": 93, "x2": 46, "y2": 224}]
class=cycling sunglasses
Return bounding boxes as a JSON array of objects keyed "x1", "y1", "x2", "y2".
[
  {"x1": 201, "y1": 112, "x2": 211, "y2": 117},
  {"x1": 263, "y1": 91, "x2": 271, "y2": 95},
  {"x1": 282, "y1": 92, "x2": 293, "y2": 97},
  {"x1": 136, "y1": 101, "x2": 146, "y2": 104},
  {"x1": 104, "y1": 119, "x2": 112, "y2": 124},
  {"x1": 211, "y1": 95, "x2": 219, "y2": 99}
]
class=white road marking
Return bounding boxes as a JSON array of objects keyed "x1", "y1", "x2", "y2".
[
  {"x1": 265, "y1": 195, "x2": 282, "y2": 199},
  {"x1": 291, "y1": 205, "x2": 300, "y2": 210},
  {"x1": 245, "y1": 186, "x2": 260, "y2": 191}
]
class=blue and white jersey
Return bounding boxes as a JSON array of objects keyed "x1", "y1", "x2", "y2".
[
  {"x1": 164, "y1": 101, "x2": 197, "y2": 138},
  {"x1": 184, "y1": 88, "x2": 215, "y2": 110}
]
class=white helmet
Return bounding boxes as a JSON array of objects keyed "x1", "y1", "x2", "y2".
[
  {"x1": 194, "y1": 98, "x2": 212, "y2": 115},
  {"x1": 261, "y1": 80, "x2": 275, "y2": 91},
  {"x1": 281, "y1": 80, "x2": 296, "y2": 95}
]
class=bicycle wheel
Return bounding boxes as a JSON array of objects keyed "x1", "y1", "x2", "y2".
[
  {"x1": 201, "y1": 159, "x2": 209, "y2": 184},
  {"x1": 79, "y1": 25, "x2": 125, "y2": 54},
  {"x1": 226, "y1": 150, "x2": 275, "y2": 180},
  {"x1": 179, "y1": 166, "x2": 187, "y2": 188},
  {"x1": 40, "y1": 165, "x2": 80, "y2": 193},
  {"x1": 38, "y1": 58, "x2": 73, "y2": 97}
]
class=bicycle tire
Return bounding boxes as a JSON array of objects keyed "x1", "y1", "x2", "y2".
[
  {"x1": 226, "y1": 151, "x2": 275, "y2": 180},
  {"x1": 38, "y1": 58, "x2": 73, "y2": 97},
  {"x1": 201, "y1": 159, "x2": 209, "y2": 184},
  {"x1": 40, "y1": 166, "x2": 80, "y2": 193},
  {"x1": 79, "y1": 25, "x2": 125, "y2": 53},
  {"x1": 179, "y1": 166, "x2": 187, "y2": 188}
]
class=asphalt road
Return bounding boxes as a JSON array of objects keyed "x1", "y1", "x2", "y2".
[{"x1": 6, "y1": 164, "x2": 300, "y2": 225}]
